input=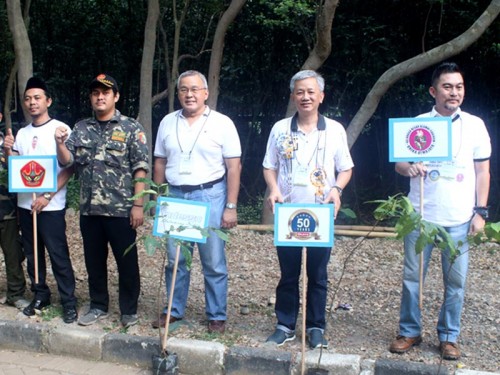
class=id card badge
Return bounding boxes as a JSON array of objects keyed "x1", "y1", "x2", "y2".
[
  {"x1": 179, "y1": 153, "x2": 192, "y2": 175},
  {"x1": 293, "y1": 166, "x2": 309, "y2": 186}
]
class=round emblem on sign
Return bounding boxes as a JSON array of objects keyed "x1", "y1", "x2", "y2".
[
  {"x1": 408, "y1": 127, "x2": 433, "y2": 152},
  {"x1": 286, "y1": 209, "x2": 321, "y2": 240}
]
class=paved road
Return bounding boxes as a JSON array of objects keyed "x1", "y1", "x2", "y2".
[{"x1": 0, "y1": 349, "x2": 151, "y2": 375}]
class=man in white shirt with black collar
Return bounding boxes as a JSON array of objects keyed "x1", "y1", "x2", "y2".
[{"x1": 3, "y1": 77, "x2": 77, "y2": 323}]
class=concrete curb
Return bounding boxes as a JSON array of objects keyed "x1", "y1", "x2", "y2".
[{"x1": 1, "y1": 320, "x2": 499, "y2": 375}]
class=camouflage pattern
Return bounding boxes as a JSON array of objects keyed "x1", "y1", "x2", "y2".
[
  {"x1": 65, "y1": 110, "x2": 149, "y2": 217},
  {"x1": 0, "y1": 150, "x2": 17, "y2": 221}
]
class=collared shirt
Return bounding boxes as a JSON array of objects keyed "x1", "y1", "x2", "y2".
[
  {"x1": 65, "y1": 110, "x2": 149, "y2": 217},
  {"x1": 154, "y1": 106, "x2": 241, "y2": 186},
  {"x1": 408, "y1": 107, "x2": 491, "y2": 226},
  {"x1": 263, "y1": 114, "x2": 354, "y2": 203},
  {"x1": 13, "y1": 119, "x2": 71, "y2": 211}
]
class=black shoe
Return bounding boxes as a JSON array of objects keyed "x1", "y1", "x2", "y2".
[
  {"x1": 23, "y1": 299, "x2": 51, "y2": 316},
  {"x1": 63, "y1": 306, "x2": 78, "y2": 324}
]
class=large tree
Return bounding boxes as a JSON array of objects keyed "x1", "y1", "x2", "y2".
[
  {"x1": 207, "y1": 0, "x2": 247, "y2": 109},
  {"x1": 139, "y1": 0, "x2": 160, "y2": 168},
  {"x1": 5, "y1": 0, "x2": 32, "y2": 123},
  {"x1": 285, "y1": 0, "x2": 340, "y2": 116},
  {"x1": 345, "y1": 0, "x2": 500, "y2": 147},
  {"x1": 261, "y1": 0, "x2": 499, "y2": 224},
  {"x1": 151, "y1": 0, "x2": 246, "y2": 113}
]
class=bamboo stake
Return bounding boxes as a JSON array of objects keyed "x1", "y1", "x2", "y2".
[
  {"x1": 301, "y1": 246, "x2": 307, "y2": 375},
  {"x1": 162, "y1": 244, "x2": 181, "y2": 352},
  {"x1": 419, "y1": 169, "x2": 425, "y2": 310},
  {"x1": 237, "y1": 224, "x2": 395, "y2": 232},
  {"x1": 236, "y1": 225, "x2": 397, "y2": 238},
  {"x1": 32, "y1": 193, "x2": 39, "y2": 284}
]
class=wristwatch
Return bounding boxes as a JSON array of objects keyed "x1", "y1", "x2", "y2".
[
  {"x1": 474, "y1": 206, "x2": 489, "y2": 220},
  {"x1": 43, "y1": 193, "x2": 52, "y2": 201},
  {"x1": 225, "y1": 203, "x2": 237, "y2": 209},
  {"x1": 332, "y1": 185, "x2": 343, "y2": 197}
]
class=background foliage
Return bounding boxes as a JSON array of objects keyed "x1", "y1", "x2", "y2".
[{"x1": 1, "y1": 0, "x2": 498, "y2": 223}]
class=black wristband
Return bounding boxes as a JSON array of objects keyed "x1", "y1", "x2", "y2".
[
  {"x1": 473, "y1": 206, "x2": 489, "y2": 220},
  {"x1": 133, "y1": 204, "x2": 143, "y2": 208}
]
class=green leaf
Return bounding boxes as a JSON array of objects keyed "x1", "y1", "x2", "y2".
[
  {"x1": 214, "y1": 229, "x2": 230, "y2": 242},
  {"x1": 339, "y1": 207, "x2": 356, "y2": 219},
  {"x1": 415, "y1": 231, "x2": 432, "y2": 254},
  {"x1": 144, "y1": 236, "x2": 162, "y2": 256},
  {"x1": 484, "y1": 221, "x2": 500, "y2": 242},
  {"x1": 395, "y1": 212, "x2": 420, "y2": 239},
  {"x1": 144, "y1": 200, "x2": 157, "y2": 213}
]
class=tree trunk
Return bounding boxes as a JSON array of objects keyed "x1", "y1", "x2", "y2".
[
  {"x1": 345, "y1": 0, "x2": 500, "y2": 148},
  {"x1": 139, "y1": 0, "x2": 160, "y2": 172},
  {"x1": 284, "y1": 0, "x2": 340, "y2": 117},
  {"x1": 207, "y1": 0, "x2": 247, "y2": 109},
  {"x1": 168, "y1": 0, "x2": 191, "y2": 113},
  {"x1": 6, "y1": 0, "x2": 33, "y2": 122}
]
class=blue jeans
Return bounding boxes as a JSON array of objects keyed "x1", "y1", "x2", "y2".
[
  {"x1": 164, "y1": 180, "x2": 228, "y2": 321},
  {"x1": 399, "y1": 221, "x2": 470, "y2": 343},
  {"x1": 275, "y1": 246, "x2": 331, "y2": 334}
]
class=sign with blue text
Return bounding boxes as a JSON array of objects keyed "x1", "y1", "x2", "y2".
[
  {"x1": 389, "y1": 117, "x2": 452, "y2": 162},
  {"x1": 8, "y1": 155, "x2": 58, "y2": 193},
  {"x1": 274, "y1": 203, "x2": 334, "y2": 247},
  {"x1": 153, "y1": 197, "x2": 210, "y2": 243}
]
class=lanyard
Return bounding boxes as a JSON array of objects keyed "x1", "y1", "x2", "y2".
[{"x1": 175, "y1": 108, "x2": 211, "y2": 156}]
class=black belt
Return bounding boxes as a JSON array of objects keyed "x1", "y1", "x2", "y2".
[{"x1": 170, "y1": 176, "x2": 224, "y2": 193}]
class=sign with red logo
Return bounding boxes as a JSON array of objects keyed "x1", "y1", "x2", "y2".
[
  {"x1": 389, "y1": 117, "x2": 452, "y2": 162},
  {"x1": 8, "y1": 155, "x2": 57, "y2": 193}
]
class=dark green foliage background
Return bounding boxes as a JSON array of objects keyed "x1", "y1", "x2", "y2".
[{"x1": 1, "y1": 0, "x2": 498, "y2": 223}]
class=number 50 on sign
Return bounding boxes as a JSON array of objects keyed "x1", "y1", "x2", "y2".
[{"x1": 274, "y1": 203, "x2": 334, "y2": 247}]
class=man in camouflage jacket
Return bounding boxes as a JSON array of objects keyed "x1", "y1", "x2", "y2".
[
  {"x1": 0, "y1": 106, "x2": 28, "y2": 308},
  {"x1": 55, "y1": 74, "x2": 149, "y2": 328}
]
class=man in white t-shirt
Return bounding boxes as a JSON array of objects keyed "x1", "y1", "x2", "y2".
[
  {"x1": 152, "y1": 70, "x2": 241, "y2": 334},
  {"x1": 263, "y1": 70, "x2": 354, "y2": 349},
  {"x1": 3, "y1": 77, "x2": 77, "y2": 323},
  {"x1": 390, "y1": 62, "x2": 491, "y2": 360}
]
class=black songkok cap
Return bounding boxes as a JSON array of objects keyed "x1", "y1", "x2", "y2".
[{"x1": 25, "y1": 77, "x2": 49, "y2": 93}]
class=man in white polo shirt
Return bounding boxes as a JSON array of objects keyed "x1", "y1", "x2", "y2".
[
  {"x1": 152, "y1": 70, "x2": 241, "y2": 334},
  {"x1": 390, "y1": 62, "x2": 491, "y2": 360}
]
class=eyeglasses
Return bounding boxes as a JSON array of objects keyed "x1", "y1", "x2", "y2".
[{"x1": 178, "y1": 87, "x2": 207, "y2": 95}]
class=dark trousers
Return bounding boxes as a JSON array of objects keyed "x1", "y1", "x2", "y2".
[
  {"x1": 19, "y1": 208, "x2": 77, "y2": 308},
  {"x1": 80, "y1": 215, "x2": 140, "y2": 315},
  {"x1": 0, "y1": 218, "x2": 26, "y2": 302},
  {"x1": 275, "y1": 246, "x2": 331, "y2": 331}
]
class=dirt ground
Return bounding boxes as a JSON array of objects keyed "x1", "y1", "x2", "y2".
[{"x1": 0, "y1": 211, "x2": 499, "y2": 373}]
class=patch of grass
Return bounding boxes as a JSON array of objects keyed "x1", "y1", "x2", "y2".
[{"x1": 41, "y1": 305, "x2": 62, "y2": 321}]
